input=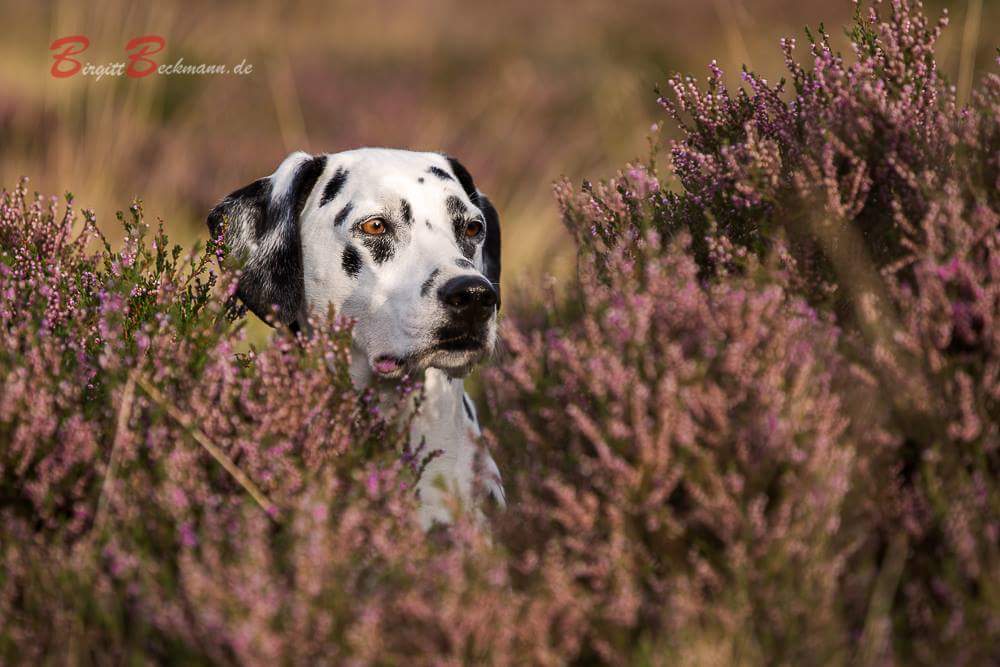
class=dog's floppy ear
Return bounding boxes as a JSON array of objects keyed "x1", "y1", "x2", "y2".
[
  {"x1": 445, "y1": 156, "x2": 502, "y2": 309},
  {"x1": 207, "y1": 151, "x2": 326, "y2": 327}
]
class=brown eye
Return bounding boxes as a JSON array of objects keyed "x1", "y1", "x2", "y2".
[
  {"x1": 465, "y1": 220, "x2": 484, "y2": 238},
  {"x1": 360, "y1": 218, "x2": 387, "y2": 235}
]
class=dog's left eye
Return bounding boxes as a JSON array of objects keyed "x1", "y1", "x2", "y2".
[
  {"x1": 465, "y1": 219, "x2": 484, "y2": 238},
  {"x1": 360, "y1": 218, "x2": 388, "y2": 236}
]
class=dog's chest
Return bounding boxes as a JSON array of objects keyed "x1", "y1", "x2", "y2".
[
  {"x1": 351, "y1": 350, "x2": 501, "y2": 527},
  {"x1": 406, "y1": 369, "x2": 481, "y2": 527}
]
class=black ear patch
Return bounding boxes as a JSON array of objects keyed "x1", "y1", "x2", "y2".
[
  {"x1": 207, "y1": 153, "x2": 327, "y2": 327},
  {"x1": 445, "y1": 157, "x2": 478, "y2": 202},
  {"x1": 478, "y1": 193, "x2": 502, "y2": 306},
  {"x1": 445, "y1": 156, "x2": 502, "y2": 309},
  {"x1": 290, "y1": 157, "x2": 327, "y2": 221}
]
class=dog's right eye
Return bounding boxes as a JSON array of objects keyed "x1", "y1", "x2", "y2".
[
  {"x1": 464, "y1": 219, "x2": 484, "y2": 238},
  {"x1": 359, "y1": 218, "x2": 388, "y2": 236}
]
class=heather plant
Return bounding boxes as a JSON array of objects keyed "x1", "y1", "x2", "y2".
[
  {"x1": 2, "y1": 1, "x2": 998, "y2": 665},
  {"x1": 486, "y1": 230, "x2": 871, "y2": 662},
  {"x1": 0, "y1": 179, "x2": 570, "y2": 664},
  {"x1": 0, "y1": 179, "x2": 427, "y2": 662},
  {"x1": 487, "y1": 0, "x2": 996, "y2": 662}
]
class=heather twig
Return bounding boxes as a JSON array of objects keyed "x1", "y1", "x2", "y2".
[{"x1": 135, "y1": 376, "x2": 281, "y2": 521}]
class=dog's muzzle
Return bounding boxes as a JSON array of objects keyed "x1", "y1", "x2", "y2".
[{"x1": 435, "y1": 275, "x2": 497, "y2": 350}]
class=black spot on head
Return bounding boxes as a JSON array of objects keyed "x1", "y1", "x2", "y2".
[
  {"x1": 446, "y1": 195, "x2": 468, "y2": 217},
  {"x1": 455, "y1": 258, "x2": 474, "y2": 269},
  {"x1": 428, "y1": 166, "x2": 455, "y2": 181},
  {"x1": 334, "y1": 201, "x2": 354, "y2": 227},
  {"x1": 421, "y1": 268, "x2": 440, "y2": 297},
  {"x1": 425, "y1": 220, "x2": 432, "y2": 230},
  {"x1": 418, "y1": 176, "x2": 425, "y2": 184},
  {"x1": 400, "y1": 199, "x2": 413, "y2": 225},
  {"x1": 319, "y1": 167, "x2": 348, "y2": 207},
  {"x1": 342, "y1": 244, "x2": 362, "y2": 278},
  {"x1": 364, "y1": 236, "x2": 394, "y2": 264}
]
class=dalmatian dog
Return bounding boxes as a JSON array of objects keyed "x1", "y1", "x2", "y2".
[{"x1": 207, "y1": 148, "x2": 504, "y2": 528}]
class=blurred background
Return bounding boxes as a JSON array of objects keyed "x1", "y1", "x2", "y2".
[{"x1": 1, "y1": 0, "x2": 996, "y2": 299}]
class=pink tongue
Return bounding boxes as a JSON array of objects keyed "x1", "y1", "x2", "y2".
[{"x1": 374, "y1": 357, "x2": 401, "y2": 374}]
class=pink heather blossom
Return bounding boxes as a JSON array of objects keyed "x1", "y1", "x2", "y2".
[{"x1": 1, "y1": 1, "x2": 998, "y2": 663}]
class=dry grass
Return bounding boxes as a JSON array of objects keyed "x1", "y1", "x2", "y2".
[{"x1": 0, "y1": 0, "x2": 994, "y2": 290}]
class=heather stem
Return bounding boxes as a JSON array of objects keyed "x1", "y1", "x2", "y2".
[{"x1": 135, "y1": 376, "x2": 281, "y2": 521}]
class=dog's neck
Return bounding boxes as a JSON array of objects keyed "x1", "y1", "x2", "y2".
[{"x1": 348, "y1": 346, "x2": 478, "y2": 527}]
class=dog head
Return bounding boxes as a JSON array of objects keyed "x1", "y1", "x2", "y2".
[{"x1": 207, "y1": 148, "x2": 501, "y2": 379}]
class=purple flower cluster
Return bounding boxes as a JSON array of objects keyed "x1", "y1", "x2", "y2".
[
  {"x1": 0, "y1": 178, "x2": 434, "y2": 662},
  {"x1": 487, "y1": 231, "x2": 864, "y2": 661},
  {"x1": 486, "y1": 0, "x2": 998, "y2": 661},
  {"x1": 1, "y1": 1, "x2": 997, "y2": 663}
]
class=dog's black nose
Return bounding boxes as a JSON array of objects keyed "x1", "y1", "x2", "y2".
[{"x1": 438, "y1": 275, "x2": 498, "y2": 322}]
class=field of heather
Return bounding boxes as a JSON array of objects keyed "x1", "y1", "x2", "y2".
[{"x1": 2, "y1": 1, "x2": 999, "y2": 664}]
